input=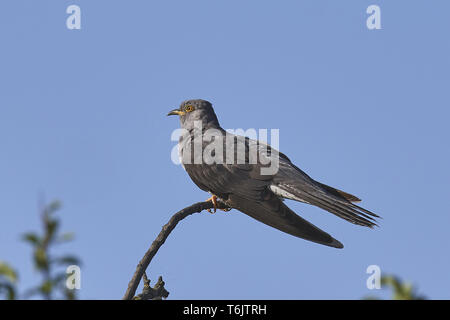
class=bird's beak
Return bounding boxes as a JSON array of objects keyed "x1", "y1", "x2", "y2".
[{"x1": 167, "y1": 108, "x2": 185, "y2": 116}]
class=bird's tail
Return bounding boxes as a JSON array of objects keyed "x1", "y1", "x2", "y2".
[
  {"x1": 273, "y1": 183, "x2": 380, "y2": 228},
  {"x1": 315, "y1": 182, "x2": 362, "y2": 203}
]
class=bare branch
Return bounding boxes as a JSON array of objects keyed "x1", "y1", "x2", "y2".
[
  {"x1": 122, "y1": 200, "x2": 230, "y2": 300},
  {"x1": 133, "y1": 273, "x2": 169, "y2": 300}
]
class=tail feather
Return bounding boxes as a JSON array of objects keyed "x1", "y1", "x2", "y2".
[
  {"x1": 316, "y1": 182, "x2": 361, "y2": 203},
  {"x1": 272, "y1": 183, "x2": 380, "y2": 228},
  {"x1": 302, "y1": 191, "x2": 378, "y2": 227}
]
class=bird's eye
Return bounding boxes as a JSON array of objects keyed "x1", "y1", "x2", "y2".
[{"x1": 184, "y1": 105, "x2": 194, "y2": 112}]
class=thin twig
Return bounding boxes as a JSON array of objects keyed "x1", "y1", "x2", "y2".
[{"x1": 122, "y1": 200, "x2": 230, "y2": 300}]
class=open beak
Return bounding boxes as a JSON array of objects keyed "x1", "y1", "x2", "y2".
[{"x1": 167, "y1": 108, "x2": 185, "y2": 116}]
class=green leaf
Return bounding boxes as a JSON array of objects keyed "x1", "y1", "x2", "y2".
[
  {"x1": 381, "y1": 275, "x2": 425, "y2": 300},
  {"x1": 64, "y1": 289, "x2": 76, "y2": 300},
  {"x1": 34, "y1": 247, "x2": 49, "y2": 271},
  {"x1": 22, "y1": 232, "x2": 41, "y2": 246},
  {"x1": 45, "y1": 219, "x2": 60, "y2": 243},
  {"x1": 0, "y1": 262, "x2": 18, "y2": 282},
  {"x1": 0, "y1": 283, "x2": 16, "y2": 300},
  {"x1": 40, "y1": 280, "x2": 53, "y2": 295}
]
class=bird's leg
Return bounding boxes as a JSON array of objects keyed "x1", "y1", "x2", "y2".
[
  {"x1": 206, "y1": 195, "x2": 231, "y2": 213},
  {"x1": 206, "y1": 195, "x2": 218, "y2": 214}
]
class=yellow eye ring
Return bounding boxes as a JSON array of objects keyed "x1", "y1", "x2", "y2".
[{"x1": 185, "y1": 105, "x2": 194, "y2": 112}]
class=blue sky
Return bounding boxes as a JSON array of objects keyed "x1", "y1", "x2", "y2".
[{"x1": 1, "y1": 0, "x2": 449, "y2": 299}]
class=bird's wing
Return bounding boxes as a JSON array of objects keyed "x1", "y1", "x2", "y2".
[
  {"x1": 271, "y1": 157, "x2": 380, "y2": 228},
  {"x1": 227, "y1": 191, "x2": 343, "y2": 248},
  {"x1": 182, "y1": 132, "x2": 344, "y2": 248},
  {"x1": 184, "y1": 161, "x2": 270, "y2": 201},
  {"x1": 181, "y1": 131, "x2": 273, "y2": 201}
]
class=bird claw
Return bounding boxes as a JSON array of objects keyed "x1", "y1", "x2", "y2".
[
  {"x1": 206, "y1": 195, "x2": 218, "y2": 214},
  {"x1": 206, "y1": 195, "x2": 230, "y2": 213}
]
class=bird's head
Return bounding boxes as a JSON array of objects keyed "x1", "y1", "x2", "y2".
[{"x1": 167, "y1": 99, "x2": 220, "y2": 130}]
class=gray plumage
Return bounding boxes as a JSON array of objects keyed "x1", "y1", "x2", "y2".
[{"x1": 168, "y1": 99, "x2": 379, "y2": 249}]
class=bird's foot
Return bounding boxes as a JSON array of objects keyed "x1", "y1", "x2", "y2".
[
  {"x1": 206, "y1": 195, "x2": 231, "y2": 214},
  {"x1": 206, "y1": 195, "x2": 218, "y2": 214}
]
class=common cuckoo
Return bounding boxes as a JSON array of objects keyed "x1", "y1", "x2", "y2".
[{"x1": 168, "y1": 99, "x2": 379, "y2": 248}]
